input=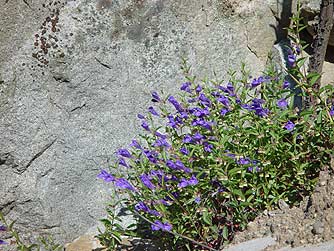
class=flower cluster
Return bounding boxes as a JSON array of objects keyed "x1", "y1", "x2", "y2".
[
  {"x1": 0, "y1": 224, "x2": 7, "y2": 245},
  {"x1": 98, "y1": 60, "x2": 334, "y2": 250}
]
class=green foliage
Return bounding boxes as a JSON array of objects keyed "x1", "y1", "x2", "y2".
[
  {"x1": 97, "y1": 3, "x2": 334, "y2": 251},
  {"x1": 0, "y1": 211, "x2": 63, "y2": 251}
]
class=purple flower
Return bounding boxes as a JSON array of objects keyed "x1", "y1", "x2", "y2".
[
  {"x1": 135, "y1": 201, "x2": 149, "y2": 212},
  {"x1": 130, "y1": 139, "x2": 142, "y2": 149},
  {"x1": 166, "y1": 160, "x2": 177, "y2": 170},
  {"x1": 199, "y1": 93, "x2": 211, "y2": 107},
  {"x1": 277, "y1": 98, "x2": 288, "y2": 109},
  {"x1": 151, "y1": 220, "x2": 172, "y2": 231},
  {"x1": 117, "y1": 148, "x2": 132, "y2": 158},
  {"x1": 178, "y1": 175, "x2": 198, "y2": 188},
  {"x1": 175, "y1": 160, "x2": 185, "y2": 170},
  {"x1": 97, "y1": 170, "x2": 116, "y2": 182},
  {"x1": 285, "y1": 120, "x2": 295, "y2": 131},
  {"x1": 248, "y1": 166, "x2": 261, "y2": 172},
  {"x1": 137, "y1": 114, "x2": 145, "y2": 119},
  {"x1": 150, "y1": 169, "x2": 164, "y2": 179},
  {"x1": 155, "y1": 132, "x2": 168, "y2": 138},
  {"x1": 183, "y1": 134, "x2": 192, "y2": 143},
  {"x1": 151, "y1": 91, "x2": 161, "y2": 102},
  {"x1": 153, "y1": 138, "x2": 171, "y2": 148},
  {"x1": 188, "y1": 175, "x2": 198, "y2": 185},
  {"x1": 168, "y1": 96, "x2": 183, "y2": 112},
  {"x1": 148, "y1": 106, "x2": 159, "y2": 116},
  {"x1": 288, "y1": 54, "x2": 296, "y2": 66},
  {"x1": 194, "y1": 196, "x2": 201, "y2": 204},
  {"x1": 119, "y1": 158, "x2": 129, "y2": 168},
  {"x1": 140, "y1": 173, "x2": 155, "y2": 190},
  {"x1": 180, "y1": 147, "x2": 189, "y2": 155},
  {"x1": 190, "y1": 107, "x2": 210, "y2": 117},
  {"x1": 193, "y1": 132, "x2": 204, "y2": 142},
  {"x1": 220, "y1": 108, "x2": 229, "y2": 116},
  {"x1": 175, "y1": 160, "x2": 191, "y2": 173},
  {"x1": 180, "y1": 111, "x2": 189, "y2": 120},
  {"x1": 217, "y1": 95, "x2": 230, "y2": 106},
  {"x1": 195, "y1": 85, "x2": 202, "y2": 93},
  {"x1": 203, "y1": 142, "x2": 213, "y2": 152},
  {"x1": 0, "y1": 225, "x2": 6, "y2": 231},
  {"x1": 251, "y1": 76, "x2": 265, "y2": 88},
  {"x1": 330, "y1": 106, "x2": 334, "y2": 116},
  {"x1": 0, "y1": 240, "x2": 8, "y2": 245},
  {"x1": 180, "y1": 82, "x2": 192, "y2": 92},
  {"x1": 282, "y1": 80, "x2": 290, "y2": 89},
  {"x1": 167, "y1": 115, "x2": 177, "y2": 128},
  {"x1": 149, "y1": 209, "x2": 161, "y2": 216},
  {"x1": 144, "y1": 150, "x2": 159, "y2": 163},
  {"x1": 178, "y1": 178, "x2": 189, "y2": 188},
  {"x1": 192, "y1": 118, "x2": 212, "y2": 130},
  {"x1": 141, "y1": 120, "x2": 150, "y2": 131},
  {"x1": 115, "y1": 178, "x2": 135, "y2": 191},
  {"x1": 237, "y1": 157, "x2": 250, "y2": 165}
]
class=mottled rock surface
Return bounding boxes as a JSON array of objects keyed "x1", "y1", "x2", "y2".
[
  {"x1": 0, "y1": 0, "x2": 279, "y2": 243},
  {"x1": 1, "y1": 0, "x2": 328, "y2": 247}
]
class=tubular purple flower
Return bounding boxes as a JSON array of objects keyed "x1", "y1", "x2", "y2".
[
  {"x1": 175, "y1": 160, "x2": 187, "y2": 171},
  {"x1": 178, "y1": 178, "x2": 189, "y2": 188},
  {"x1": 330, "y1": 106, "x2": 334, "y2": 116},
  {"x1": 199, "y1": 93, "x2": 211, "y2": 107},
  {"x1": 151, "y1": 220, "x2": 172, "y2": 231},
  {"x1": 153, "y1": 138, "x2": 171, "y2": 148},
  {"x1": 183, "y1": 134, "x2": 192, "y2": 143},
  {"x1": 115, "y1": 178, "x2": 135, "y2": 191},
  {"x1": 148, "y1": 106, "x2": 159, "y2": 116},
  {"x1": 144, "y1": 150, "x2": 159, "y2": 163},
  {"x1": 97, "y1": 170, "x2": 116, "y2": 182},
  {"x1": 166, "y1": 160, "x2": 177, "y2": 170},
  {"x1": 193, "y1": 132, "x2": 204, "y2": 142},
  {"x1": 168, "y1": 96, "x2": 184, "y2": 112},
  {"x1": 140, "y1": 173, "x2": 155, "y2": 190},
  {"x1": 195, "y1": 85, "x2": 202, "y2": 93},
  {"x1": 180, "y1": 82, "x2": 192, "y2": 92},
  {"x1": 194, "y1": 196, "x2": 201, "y2": 204},
  {"x1": 137, "y1": 114, "x2": 145, "y2": 119},
  {"x1": 237, "y1": 157, "x2": 250, "y2": 165},
  {"x1": 0, "y1": 225, "x2": 6, "y2": 231},
  {"x1": 285, "y1": 120, "x2": 295, "y2": 131},
  {"x1": 220, "y1": 108, "x2": 229, "y2": 116},
  {"x1": 203, "y1": 142, "x2": 213, "y2": 152},
  {"x1": 180, "y1": 147, "x2": 189, "y2": 155},
  {"x1": 118, "y1": 158, "x2": 129, "y2": 168},
  {"x1": 130, "y1": 139, "x2": 142, "y2": 150},
  {"x1": 0, "y1": 240, "x2": 8, "y2": 245},
  {"x1": 283, "y1": 80, "x2": 290, "y2": 89},
  {"x1": 277, "y1": 98, "x2": 288, "y2": 109},
  {"x1": 135, "y1": 201, "x2": 149, "y2": 212},
  {"x1": 151, "y1": 91, "x2": 161, "y2": 102},
  {"x1": 217, "y1": 95, "x2": 230, "y2": 107},
  {"x1": 188, "y1": 175, "x2": 198, "y2": 185},
  {"x1": 117, "y1": 149, "x2": 132, "y2": 158},
  {"x1": 141, "y1": 120, "x2": 150, "y2": 131},
  {"x1": 167, "y1": 115, "x2": 177, "y2": 128},
  {"x1": 288, "y1": 54, "x2": 296, "y2": 66}
]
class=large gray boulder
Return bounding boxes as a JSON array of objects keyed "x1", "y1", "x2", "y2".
[{"x1": 0, "y1": 0, "x2": 278, "y2": 244}]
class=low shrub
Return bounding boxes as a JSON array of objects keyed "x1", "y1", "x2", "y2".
[{"x1": 97, "y1": 6, "x2": 334, "y2": 251}]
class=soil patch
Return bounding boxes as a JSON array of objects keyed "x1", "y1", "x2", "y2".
[{"x1": 231, "y1": 169, "x2": 334, "y2": 250}]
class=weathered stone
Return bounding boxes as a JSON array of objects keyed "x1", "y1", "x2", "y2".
[{"x1": 0, "y1": 0, "x2": 290, "y2": 245}]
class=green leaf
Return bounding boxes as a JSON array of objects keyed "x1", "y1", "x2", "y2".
[
  {"x1": 202, "y1": 209, "x2": 212, "y2": 225},
  {"x1": 222, "y1": 226, "x2": 229, "y2": 239}
]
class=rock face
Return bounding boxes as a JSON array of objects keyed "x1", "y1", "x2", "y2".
[
  {"x1": 0, "y1": 0, "x2": 295, "y2": 244},
  {"x1": 300, "y1": 0, "x2": 334, "y2": 46}
]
